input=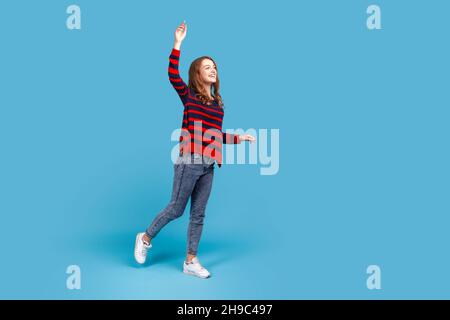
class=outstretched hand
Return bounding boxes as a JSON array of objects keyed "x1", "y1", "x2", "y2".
[
  {"x1": 239, "y1": 134, "x2": 256, "y2": 143},
  {"x1": 175, "y1": 20, "x2": 187, "y2": 43}
]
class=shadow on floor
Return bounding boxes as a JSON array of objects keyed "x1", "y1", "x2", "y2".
[{"x1": 82, "y1": 228, "x2": 258, "y2": 271}]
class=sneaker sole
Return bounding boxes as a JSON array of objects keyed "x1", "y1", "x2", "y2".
[
  {"x1": 183, "y1": 267, "x2": 211, "y2": 279},
  {"x1": 134, "y1": 233, "x2": 146, "y2": 264}
]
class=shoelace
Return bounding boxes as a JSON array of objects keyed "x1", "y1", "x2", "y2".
[
  {"x1": 190, "y1": 262, "x2": 206, "y2": 271},
  {"x1": 141, "y1": 240, "x2": 150, "y2": 255}
]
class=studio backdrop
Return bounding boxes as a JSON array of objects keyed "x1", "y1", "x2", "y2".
[{"x1": 0, "y1": 0, "x2": 449, "y2": 299}]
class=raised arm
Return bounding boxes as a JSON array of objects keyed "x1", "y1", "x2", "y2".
[{"x1": 168, "y1": 21, "x2": 188, "y2": 102}]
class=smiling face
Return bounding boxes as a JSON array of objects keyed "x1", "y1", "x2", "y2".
[
  {"x1": 188, "y1": 55, "x2": 223, "y2": 106},
  {"x1": 199, "y1": 58, "x2": 217, "y2": 85}
]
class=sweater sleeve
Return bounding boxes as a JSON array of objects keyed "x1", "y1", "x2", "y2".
[
  {"x1": 168, "y1": 48, "x2": 188, "y2": 102},
  {"x1": 222, "y1": 132, "x2": 241, "y2": 144}
]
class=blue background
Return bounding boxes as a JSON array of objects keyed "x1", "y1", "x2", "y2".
[{"x1": 0, "y1": 0, "x2": 449, "y2": 299}]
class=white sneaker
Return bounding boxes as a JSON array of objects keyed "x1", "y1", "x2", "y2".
[
  {"x1": 183, "y1": 257, "x2": 211, "y2": 279},
  {"x1": 134, "y1": 232, "x2": 152, "y2": 264}
]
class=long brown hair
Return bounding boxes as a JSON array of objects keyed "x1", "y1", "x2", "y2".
[{"x1": 188, "y1": 56, "x2": 224, "y2": 107}]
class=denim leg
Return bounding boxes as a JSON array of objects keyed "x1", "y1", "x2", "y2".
[
  {"x1": 187, "y1": 165, "x2": 214, "y2": 255},
  {"x1": 146, "y1": 163, "x2": 200, "y2": 238}
]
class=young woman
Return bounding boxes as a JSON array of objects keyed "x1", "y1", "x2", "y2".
[{"x1": 134, "y1": 21, "x2": 255, "y2": 279}]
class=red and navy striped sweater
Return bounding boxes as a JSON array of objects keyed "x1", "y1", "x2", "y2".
[{"x1": 168, "y1": 48, "x2": 241, "y2": 167}]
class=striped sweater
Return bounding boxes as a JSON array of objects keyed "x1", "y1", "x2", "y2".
[{"x1": 168, "y1": 48, "x2": 241, "y2": 167}]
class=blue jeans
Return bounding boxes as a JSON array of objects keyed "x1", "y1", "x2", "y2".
[{"x1": 146, "y1": 154, "x2": 215, "y2": 256}]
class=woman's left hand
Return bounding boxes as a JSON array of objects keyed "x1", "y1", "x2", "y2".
[{"x1": 239, "y1": 134, "x2": 256, "y2": 143}]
